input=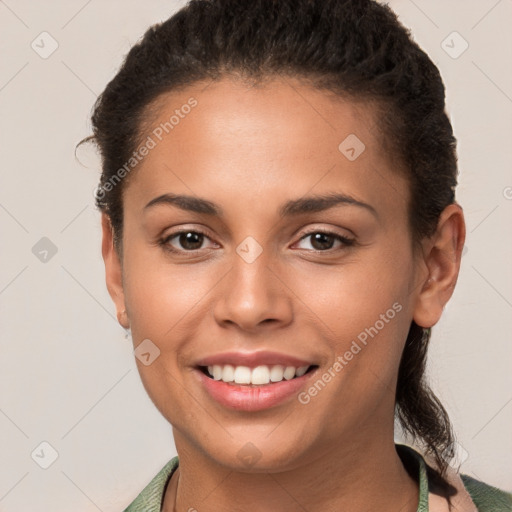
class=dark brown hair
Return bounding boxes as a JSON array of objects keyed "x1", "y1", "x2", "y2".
[{"x1": 85, "y1": 0, "x2": 459, "y2": 491}]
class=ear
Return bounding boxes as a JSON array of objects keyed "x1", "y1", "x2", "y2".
[
  {"x1": 101, "y1": 213, "x2": 129, "y2": 329},
  {"x1": 413, "y1": 203, "x2": 466, "y2": 328}
]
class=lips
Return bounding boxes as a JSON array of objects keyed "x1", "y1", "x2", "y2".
[{"x1": 193, "y1": 350, "x2": 319, "y2": 411}]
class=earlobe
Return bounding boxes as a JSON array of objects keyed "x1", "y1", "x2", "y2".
[
  {"x1": 413, "y1": 203, "x2": 466, "y2": 329},
  {"x1": 101, "y1": 213, "x2": 129, "y2": 329}
]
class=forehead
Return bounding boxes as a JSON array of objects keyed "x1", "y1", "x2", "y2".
[
  {"x1": 126, "y1": 76, "x2": 408, "y2": 220},
  {"x1": 144, "y1": 76, "x2": 377, "y2": 151}
]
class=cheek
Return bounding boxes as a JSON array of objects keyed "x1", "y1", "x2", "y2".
[
  {"x1": 289, "y1": 249, "x2": 411, "y2": 333},
  {"x1": 287, "y1": 246, "x2": 414, "y2": 391},
  {"x1": 122, "y1": 242, "x2": 223, "y2": 342}
]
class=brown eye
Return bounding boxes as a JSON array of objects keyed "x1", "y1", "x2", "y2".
[
  {"x1": 309, "y1": 232, "x2": 336, "y2": 250},
  {"x1": 176, "y1": 232, "x2": 205, "y2": 250},
  {"x1": 161, "y1": 230, "x2": 215, "y2": 253},
  {"x1": 295, "y1": 231, "x2": 355, "y2": 252}
]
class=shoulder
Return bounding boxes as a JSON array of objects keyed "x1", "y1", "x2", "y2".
[
  {"x1": 123, "y1": 456, "x2": 179, "y2": 512},
  {"x1": 461, "y1": 474, "x2": 512, "y2": 512}
]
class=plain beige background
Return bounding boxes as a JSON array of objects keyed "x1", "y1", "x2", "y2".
[{"x1": 0, "y1": 0, "x2": 511, "y2": 510}]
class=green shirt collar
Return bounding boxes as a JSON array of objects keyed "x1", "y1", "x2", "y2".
[{"x1": 123, "y1": 444, "x2": 432, "y2": 511}]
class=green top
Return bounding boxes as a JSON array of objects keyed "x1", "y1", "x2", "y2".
[{"x1": 123, "y1": 444, "x2": 512, "y2": 511}]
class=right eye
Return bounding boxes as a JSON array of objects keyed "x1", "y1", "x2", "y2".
[{"x1": 159, "y1": 229, "x2": 219, "y2": 253}]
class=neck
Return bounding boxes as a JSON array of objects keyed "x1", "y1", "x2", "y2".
[{"x1": 163, "y1": 433, "x2": 419, "y2": 512}]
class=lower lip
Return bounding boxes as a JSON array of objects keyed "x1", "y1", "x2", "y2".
[{"x1": 194, "y1": 368, "x2": 316, "y2": 411}]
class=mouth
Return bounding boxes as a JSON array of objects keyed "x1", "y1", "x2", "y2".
[
  {"x1": 193, "y1": 351, "x2": 321, "y2": 411},
  {"x1": 198, "y1": 364, "x2": 319, "y2": 386},
  {"x1": 194, "y1": 363, "x2": 320, "y2": 412}
]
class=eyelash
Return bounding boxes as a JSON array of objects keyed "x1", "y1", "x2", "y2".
[
  {"x1": 159, "y1": 228, "x2": 355, "y2": 255},
  {"x1": 159, "y1": 228, "x2": 215, "y2": 254}
]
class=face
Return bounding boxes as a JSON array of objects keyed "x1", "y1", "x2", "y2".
[{"x1": 103, "y1": 76, "x2": 440, "y2": 471}]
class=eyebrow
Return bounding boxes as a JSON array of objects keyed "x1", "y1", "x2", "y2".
[{"x1": 143, "y1": 192, "x2": 378, "y2": 218}]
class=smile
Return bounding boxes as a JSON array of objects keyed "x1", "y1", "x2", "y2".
[
  {"x1": 193, "y1": 350, "x2": 320, "y2": 410},
  {"x1": 201, "y1": 364, "x2": 315, "y2": 385}
]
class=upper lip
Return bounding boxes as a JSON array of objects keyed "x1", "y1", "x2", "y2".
[{"x1": 195, "y1": 351, "x2": 316, "y2": 369}]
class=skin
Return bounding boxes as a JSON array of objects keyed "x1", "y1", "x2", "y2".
[{"x1": 101, "y1": 76, "x2": 465, "y2": 512}]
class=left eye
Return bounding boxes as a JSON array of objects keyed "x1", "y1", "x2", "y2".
[
  {"x1": 295, "y1": 231, "x2": 354, "y2": 251},
  {"x1": 161, "y1": 230, "x2": 215, "y2": 252}
]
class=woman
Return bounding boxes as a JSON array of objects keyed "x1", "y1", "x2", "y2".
[{"x1": 86, "y1": 0, "x2": 511, "y2": 510}]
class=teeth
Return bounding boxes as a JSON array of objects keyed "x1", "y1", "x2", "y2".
[
  {"x1": 251, "y1": 365, "x2": 270, "y2": 385},
  {"x1": 221, "y1": 364, "x2": 235, "y2": 382},
  {"x1": 212, "y1": 365, "x2": 223, "y2": 381},
  {"x1": 295, "y1": 366, "x2": 308, "y2": 377},
  {"x1": 205, "y1": 364, "x2": 311, "y2": 385},
  {"x1": 283, "y1": 366, "x2": 296, "y2": 380},
  {"x1": 233, "y1": 366, "x2": 251, "y2": 384},
  {"x1": 269, "y1": 365, "x2": 284, "y2": 382}
]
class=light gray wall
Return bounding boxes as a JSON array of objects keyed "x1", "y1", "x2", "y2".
[{"x1": 0, "y1": 1, "x2": 510, "y2": 510}]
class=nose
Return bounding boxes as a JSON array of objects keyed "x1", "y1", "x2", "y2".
[{"x1": 212, "y1": 245, "x2": 293, "y2": 333}]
